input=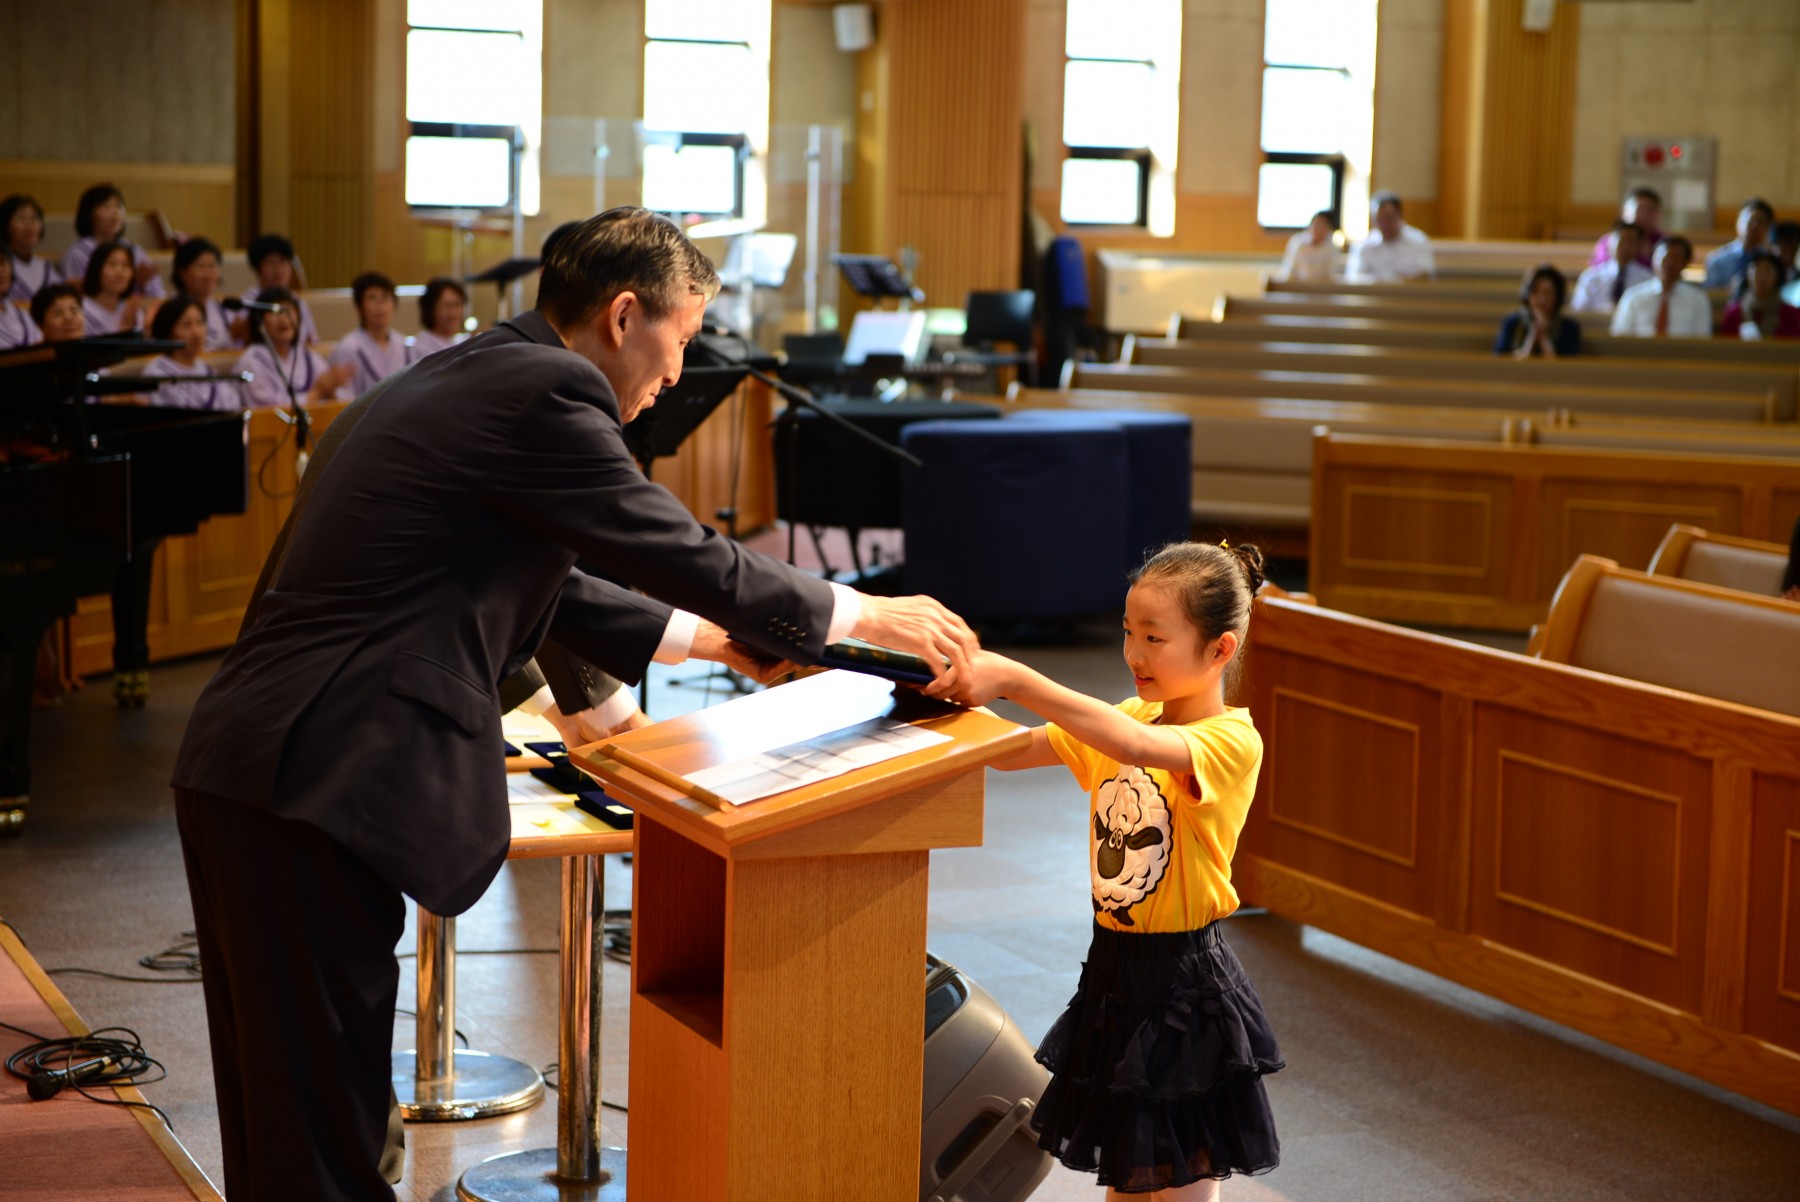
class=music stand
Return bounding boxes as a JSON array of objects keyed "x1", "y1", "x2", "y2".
[
  {"x1": 466, "y1": 256, "x2": 542, "y2": 322},
  {"x1": 833, "y1": 254, "x2": 923, "y2": 304},
  {"x1": 621, "y1": 365, "x2": 748, "y2": 475}
]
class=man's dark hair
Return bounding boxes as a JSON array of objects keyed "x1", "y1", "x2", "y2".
[
  {"x1": 74, "y1": 183, "x2": 124, "y2": 238},
  {"x1": 351, "y1": 271, "x2": 396, "y2": 309},
  {"x1": 81, "y1": 240, "x2": 137, "y2": 299},
  {"x1": 248, "y1": 233, "x2": 297, "y2": 271},
  {"x1": 535, "y1": 206, "x2": 721, "y2": 329},
  {"x1": 1312, "y1": 209, "x2": 1338, "y2": 229},
  {"x1": 1370, "y1": 190, "x2": 1402, "y2": 215},
  {"x1": 151, "y1": 294, "x2": 205, "y2": 342},
  {"x1": 173, "y1": 237, "x2": 223, "y2": 291},
  {"x1": 1627, "y1": 186, "x2": 1662, "y2": 207},
  {"x1": 540, "y1": 221, "x2": 583, "y2": 264},
  {"x1": 1743, "y1": 197, "x2": 1775, "y2": 223},
  {"x1": 1660, "y1": 234, "x2": 1694, "y2": 262},
  {"x1": 1611, "y1": 219, "x2": 1643, "y2": 238}
]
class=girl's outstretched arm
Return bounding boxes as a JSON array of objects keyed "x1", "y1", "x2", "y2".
[{"x1": 963, "y1": 651, "x2": 1198, "y2": 774}]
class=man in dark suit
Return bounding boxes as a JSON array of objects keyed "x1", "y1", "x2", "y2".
[{"x1": 172, "y1": 206, "x2": 978, "y2": 1201}]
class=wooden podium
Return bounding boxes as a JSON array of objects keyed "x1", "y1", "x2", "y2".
[{"x1": 573, "y1": 670, "x2": 1027, "y2": 1202}]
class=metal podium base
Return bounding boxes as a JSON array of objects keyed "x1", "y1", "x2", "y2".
[
  {"x1": 457, "y1": 1146, "x2": 626, "y2": 1202},
  {"x1": 392, "y1": 1050, "x2": 545, "y2": 1121}
]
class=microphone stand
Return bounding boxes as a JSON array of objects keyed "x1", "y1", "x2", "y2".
[{"x1": 693, "y1": 334, "x2": 921, "y2": 569}]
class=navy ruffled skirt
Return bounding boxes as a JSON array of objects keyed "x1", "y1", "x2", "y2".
[{"x1": 1031, "y1": 921, "x2": 1284, "y2": 1193}]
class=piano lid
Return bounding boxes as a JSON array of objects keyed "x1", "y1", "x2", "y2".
[{"x1": 0, "y1": 337, "x2": 183, "y2": 404}]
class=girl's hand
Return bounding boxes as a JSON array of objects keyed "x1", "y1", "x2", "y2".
[
  {"x1": 957, "y1": 649, "x2": 1023, "y2": 708},
  {"x1": 134, "y1": 259, "x2": 160, "y2": 291}
]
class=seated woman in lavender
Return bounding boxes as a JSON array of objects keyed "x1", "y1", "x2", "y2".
[
  {"x1": 80, "y1": 241, "x2": 148, "y2": 336},
  {"x1": 172, "y1": 237, "x2": 238, "y2": 350},
  {"x1": 142, "y1": 296, "x2": 241, "y2": 410},
  {"x1": 410, "y1": 276, "x2": 471, "y2": 356},
  {"x1": 2, "y1": 194, "x2": 62, "y2": 302},
  {"x1": 59, "y1": 183, "x2": 165, "y2": 299},
  {"x1": 0, "y1": 256, "x2": 41, "y2": 349},
  {"x1": 231, "y1": 287, "x2": 351, "y2": 409}
]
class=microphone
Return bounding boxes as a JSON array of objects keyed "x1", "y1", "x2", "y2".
[
  {"x1": 221, "y1": 296, "x2": 281, "y2": 314},
  {"x1": 27, "y1": 1054, "x2": 119, "y2": 1101}
]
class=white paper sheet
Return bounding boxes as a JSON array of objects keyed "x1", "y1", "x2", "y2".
[{"x1": 684, "y1": 717, "x2": 952, "y2": 806}]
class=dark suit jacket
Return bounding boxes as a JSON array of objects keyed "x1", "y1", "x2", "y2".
[{"x1": 174, "y1": 312, "x2": 835, "y2": 915}]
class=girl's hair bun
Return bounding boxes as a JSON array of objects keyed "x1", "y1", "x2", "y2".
[{"x1": 1231, "y1": 542, "x2": 1266, "y2": 594}]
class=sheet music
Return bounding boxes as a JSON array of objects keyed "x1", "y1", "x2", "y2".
[{"x1": 684, "y1": 717, "x2": 952, "y2": 806}]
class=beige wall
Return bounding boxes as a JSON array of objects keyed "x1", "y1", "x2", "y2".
[
  {"x1": 1372, "y1": 0, "x2": 1445, "y2": 216},
  {"x1": 1570, "y1": 0, "x2": 1800, "y2": 218}
]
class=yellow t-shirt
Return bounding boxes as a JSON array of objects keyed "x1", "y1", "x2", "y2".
[{"x1": 1046, "y1": 701, "x2": 1263, "y2": 934}]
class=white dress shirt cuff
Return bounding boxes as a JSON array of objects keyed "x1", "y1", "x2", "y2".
[
  {"x1": 583, "y1": 686, "x2": 641, "y2": 732},
  {"x1": 514, "y1": 683, "x2": 556, "y2": 718},
  {"x1": 652, "y1": 609, "x2": 700, "y2": 665},
  {"x1": 825, "y1": 582, "x2": 863, "y2": 645}
]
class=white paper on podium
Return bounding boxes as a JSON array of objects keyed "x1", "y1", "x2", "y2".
[{"x1": 684, "y1": 717, "x2": 952, "y2": 806}]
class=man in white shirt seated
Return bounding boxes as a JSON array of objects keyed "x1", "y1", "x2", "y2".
[
  {"x1": 1570, "y1": 221, "x2": 1653, "y2": 313},
  {"x1": 1346, "y1": 191, "x2": 1434, "y2": 283},
  {"x1": 1610, "y1": 236, "x2": 1712, "y2": 338}
]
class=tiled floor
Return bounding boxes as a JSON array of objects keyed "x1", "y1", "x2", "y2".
[{"x1": 4, "y1": 618, "x2": 1799, "y2": 1201}]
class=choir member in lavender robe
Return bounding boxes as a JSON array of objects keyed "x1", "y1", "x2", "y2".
[
  {"x1": 80, "y1": 242, "x2": 147, "y2": 336},
  {"x1": 232, "y1": 287, "x2": 351, "y2": 409},
  {"x1": 172, "y1": 237, "x2": 237, "y2": 350},
  {"x1": 242, "y1": 233, "x2": 319, "y2": 346},
  {"x1": 0, "y1": 256, "x2": 41, "y2": 349},
  {"x1": 2, "y1": 194, "x2": 62, "y2": 302},
  {"x1": 143, "y1": 297, "x2": 241, "y2": 411},
  {"x1": 327, "y1": 271, "x2": 421, "y2": 395},
  {"x1": 410, "y1": 275, "x2": 471, "y2": 357},
  {"x1": 59, "y1": 183, "x2": 166, "y2": 299},
  {"x1": 29, "y1": 284, "x2": 86, "y2": 344}
]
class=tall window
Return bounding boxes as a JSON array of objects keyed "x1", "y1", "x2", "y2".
[
  {"x1": 404, "y1": 0, "x2": 543, "y2": 213},
  {"x1": 1060, "y1": 0, "x2": 1180, "y2": 232},
  {"x1": 1257, "y1": 0, "x2": 1376, "y2": 231},
  {"x1": 641, "y1": 0, "x2": 771, "y2": 219}
]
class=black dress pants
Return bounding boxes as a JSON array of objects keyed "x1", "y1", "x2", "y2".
[{"x1": 177, "y1": 789, "x2": 406, "y2": 1202}]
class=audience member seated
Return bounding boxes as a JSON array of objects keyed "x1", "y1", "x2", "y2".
[
  {"x1": 411, "y1": 276, "x2": 471, "y2": 356},
  {"x1": 1346, "y1": 191, "x2": 1434, "y2": 283},
  {"x1": 1717, "y1": 251, "x2": 1800, "y2": 340},
  {"x1": 1587, "y1": 186, "x2": 1662, "y2": 269},
  {"x1": 1786, "y1": 517, "x2": 1799, "y2": 602},
  {"x1": 2, "y1": 193, "x2": 61, "y2": 302},
  {"x1": 29, "y1": 283, "x2": 86, "y2": 344},
  {"x1": 243, "y1": 233, "x2": 318, "y2": 346},
  {"x1": 171, "y1": 236, "x2": 238, "y2": 350},
  {"x1": 233, "y1": 287, "x2": 351, "y2": 409},
  {"x1": 80, "y1": 241, "x2": 147, "y2": 336},
  {"x1": 1774, "y1": 221, "x2": 1800, "y2": 308},
  {"x1": 142, "y1": 297, "x2": 238, "y2": 410},
  {"x1": 1569, "y1": 221, "x2": 1652, "y2": 312},
  {"x1": 1702, "y1": 197, "x2": 1774, "y2": 291},
  {"x1": 58, "y1": 183, "x2": 166, "y2": 299},
  {"x1": 1610, "y1": 236, "x2": 1710, "y2": 338},
  {"x1": 0, "y1": 256, "x2": 40, "y2": 349},
  {"x1": 1276, "y1": 210, "x2": 1341, "y2": 283},
  {"x1": 1495, "y1": 265, "x2": 1580, "y2": 358},
  {"x1": 328, "y1": 271, "x2": 420, "y2": 396}
]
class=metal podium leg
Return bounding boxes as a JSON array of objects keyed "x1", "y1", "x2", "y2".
[
  {"x1": 394, "y1": 905, "x2": 544, "y2": 1121},
  {"x1": 457, "y1": 855, "x2": 626, "y2": 1201}
]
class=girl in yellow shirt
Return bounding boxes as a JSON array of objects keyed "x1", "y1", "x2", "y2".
[{"x1": 964, "y1": 541, "x2": 1283, "y2": 1200}]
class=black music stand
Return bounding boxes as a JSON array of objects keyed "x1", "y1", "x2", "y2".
[
  {"x1": 467, "y1": 256, "x2": 542, "y2": 321},
  {"x1": 833, "y1": 254, "x2": 923, "y2": 304},
  {"x1": 621, "y1": 365, "x2": 748, "y2": 476}
]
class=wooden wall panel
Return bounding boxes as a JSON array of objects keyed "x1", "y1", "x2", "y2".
[{"x1": 1745, "y1": 772, "x2": 1800, "y2": 1051}]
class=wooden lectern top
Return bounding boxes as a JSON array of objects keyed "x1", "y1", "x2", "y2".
[{"x1": 570, "y1": 670, "x2": 1028, "y2": 856}]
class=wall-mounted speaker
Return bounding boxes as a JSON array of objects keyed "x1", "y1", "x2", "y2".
[{"x1": 834, "y1": 3, "x2": 874, "y2": 52}]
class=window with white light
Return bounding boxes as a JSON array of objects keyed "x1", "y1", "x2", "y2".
[
  {"x1": 404, "y1": 0, "x2": 543, "y2": 214},
  {"x1": 1059, "y1": 0, "x2": 1180, "y2": 231},
  {"x1": 641, "y1": 0, "x2": 771, "y2": 219},
  {"x1": 1257, "y1": 0, "x2": 1376, "y2": 230}
]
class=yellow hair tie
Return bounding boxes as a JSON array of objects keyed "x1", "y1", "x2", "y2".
[{"x1": 1219, "y1": 537, "x2": 1230, "y2": 550}]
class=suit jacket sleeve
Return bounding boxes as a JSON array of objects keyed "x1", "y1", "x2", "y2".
[{"x1": 481, "y1": 384, "x2": 836, "y2": 663}]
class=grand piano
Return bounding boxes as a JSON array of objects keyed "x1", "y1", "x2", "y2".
[{"x1": 1, "y1": 338, "x2": 248, "y2": 833}]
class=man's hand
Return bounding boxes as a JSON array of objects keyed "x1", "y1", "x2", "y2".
[
  {"x1": 849, "y1": 594, "x2": 980, "y2": 700},
  {"x1": 690, "y1": 619, "x2": 793, "y2": 684},
  {"x1": 545, "y1": 701, "x2": 654, "y2": 750}
]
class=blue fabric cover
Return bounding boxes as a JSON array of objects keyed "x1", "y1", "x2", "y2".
[
  {"x1": 901, "y1": 417, "x2": 1129, "y2": 620},
  {"x1": 1045, "y1": 236, "x2": 1091, "y2": 311},
  {"x1": 1005, "y1": 409, "x2": 1192, "y2": 576}
]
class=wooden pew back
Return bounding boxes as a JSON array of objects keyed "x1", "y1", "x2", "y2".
[{"x1": 1648, "y1": 526, "x2": 1790, "y2": 597}]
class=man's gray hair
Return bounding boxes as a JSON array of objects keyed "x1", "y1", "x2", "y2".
[
  {"x1": 1370, "y1": 190, "x2": 1403, "y2": 215},
  {"x1": 536, "y1": 206, "x2": 721, "y2": 327}
]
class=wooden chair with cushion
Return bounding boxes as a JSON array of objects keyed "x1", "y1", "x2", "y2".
[{"x1": 1647, "y1": 525, "x2": 1789, "y2": 597}]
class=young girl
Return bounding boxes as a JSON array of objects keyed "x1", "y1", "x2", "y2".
[
  {"x1": 327, "y1": 270, "x2": 420, "y2": 395},
  {"x1": 242, "y1": 233, "x2": 319, "y2": 346},
  {"x1": 171, "y1": 236, "x2": 238, "y2": 350},
  {"x1": 29, "y1": 284, "x2": 87, "y2": 344},
  {"x1": 411, "y1": 275, "x2": 470, "y2": 356},
  {"x1": 0, "y1": 256, "x2": 41, "y2": 349},
  {"x1": 81, "y1": 241, "x2": 147, "y2": 336},
  {"x1": 964, "y1": 541, "x2": 1283, "y2": 1200},
  {"x1": 232, "y1": 287, "x2": 351, "y2": 408},
  {"x1": 59, "y1": 183, "x2": 166, "y2": 298},
  {"x1": 2, "y1": 193, "x2": 62, "y2": 302},
  {"x1": 143, "y1": 296, "x2": 237, "y2": 410}
]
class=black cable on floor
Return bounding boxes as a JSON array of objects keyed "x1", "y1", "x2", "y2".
[
  {"x1": 540, "y1": 1062, "x2": 626, "y2": 1114},
  {"x1": 0, "y1": 1018, "x2": 173, "y2": 1129},
  {"x1": 392, "y1": 1008, "x2": 468, "y2": 1049}
]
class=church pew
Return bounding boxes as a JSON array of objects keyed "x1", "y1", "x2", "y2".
[
  {"x1": 1120, "y1": 340, "x2": 1799, "y2": 420},
  {"x1": 1306, "y1": 428, "x2": 1800, "y2": 630},
  {"x1": 1218, "y1": 293, "x2": 1617, "y2": 333},
  {"x1": 1647, "y1": 525, "x2": 1789, "y2": 596},
  {"x1": 1267, "y1": 278, "x2": 1525, "y2": 305},
  {"x1": 1239, "y1": 590, "x2": 1800, "y2": 1118},
  {"x1": 1068, "y1": 362, "x2": 1780, "y2": 424}
]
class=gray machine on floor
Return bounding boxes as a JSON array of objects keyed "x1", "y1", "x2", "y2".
[{"x1": 921, "y1": 955, "x2": 1053, "y2": 1202}]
